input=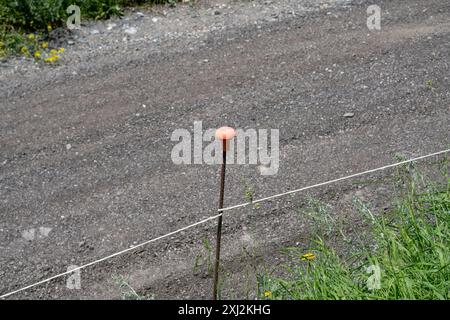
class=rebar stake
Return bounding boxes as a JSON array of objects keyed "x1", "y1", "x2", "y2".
[{"x1": 213, "y1": 126, "x2": 236, "y2": 300}]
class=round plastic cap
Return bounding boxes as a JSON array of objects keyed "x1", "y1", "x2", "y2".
[{"x1": 215, "y1": 126, "x2": 236, "y2": 141}]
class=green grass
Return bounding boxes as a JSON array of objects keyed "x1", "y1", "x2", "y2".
[{"x1": 258, "y1": 162, "x2": 450, "y2": 300}]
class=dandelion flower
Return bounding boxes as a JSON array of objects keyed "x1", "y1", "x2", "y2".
[
  {"x1": 264, "y1": 290, "x2": 272, "y2": 298},
  {"x1": 34, "y1": 51, "x2": 42, "y2": 59},
  {"x1": 58, "y1": 47, "x2": 65, "y2": 54},
  {"x1": 41, "y1": 42, "x2": 48, "y2": 49},
  {"x1": 20, "y1": 46, "x2": 29, "y2": 55},
  {"x1": 50, "y1": 49, "x2": 58, "y2": 55},
  {"x1": 28, "y1": 34, "x2": 35, "y2": 40},
  {"x1": 47, "y1": 24, "x2": 53, "y2": 32},
  {"x1": 301, "y1": 253, "x2": 315, "y2": 261}
]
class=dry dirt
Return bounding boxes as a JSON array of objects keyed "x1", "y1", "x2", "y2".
[{"x1": 0, "y1": 0, "x2": 449, "y2": 299}]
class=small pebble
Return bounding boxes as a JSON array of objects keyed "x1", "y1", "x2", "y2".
[
  {"x1": 107, "y1": 23, "x2": 117, "y2": 31},
  {"x1": 124, "y1": 27, "x2": 137, "y2": 35},
  {"x1": 343, "y1": 112, "x2": 355, "y2": 118}
]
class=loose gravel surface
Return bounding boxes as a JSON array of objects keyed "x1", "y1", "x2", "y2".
[{"x1": 0, "y1": 0, "x2": 449, "y2": 299}]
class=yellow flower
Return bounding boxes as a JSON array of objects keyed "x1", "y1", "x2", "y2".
[
  {"x1": 34, "y1": 51, "x2": 42, "y2": 59},
  {"x1": 41, "y1": 42, "x2": 48, "y2": 49},
  {"x1": 301, "y1": 253, "x2": 316, "y2": 261},
  {"x1": 47, "y1": 24, "x2": 53, "y2": 32},
  {"x1": 58, "y1": 47, "x2": 65, "y2": 54},
  {"x1": 44, "y1": 55, "x2": 59, "y2": 63},
  {"x1": 28, "y1": 34, "x2": 35, "y2": 40},
  {"x1": 21, "y1": 46, "x2": 29, "y2": 55},
  {"x1": 264, "y1": 290, "x2": 272, "y2": 298}
]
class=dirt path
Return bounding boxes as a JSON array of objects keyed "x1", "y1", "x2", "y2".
[{"x1": 0, "y1": 0, "x2": 449, "y2": 299}]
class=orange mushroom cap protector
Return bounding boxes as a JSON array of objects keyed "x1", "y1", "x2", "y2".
[{"x1": 215, "y1": 126, "x2": 236, "y2": 151}]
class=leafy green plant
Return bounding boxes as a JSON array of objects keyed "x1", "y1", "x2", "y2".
[
  {"x1": 301, "y1": 196, "x2": 336, "y2": 239},
  {"x1": 193, "y1": 236, "x2": 214, "y2": 277},
  {"x1": 244, "y1": 182, "x2": 261, "y2": 209},
  {"x1": 245, "y1": 184, "x2": 254, "y2": 203},
  {"x1": 114, "y1": 275, "x2": 154, "y2": 300}
]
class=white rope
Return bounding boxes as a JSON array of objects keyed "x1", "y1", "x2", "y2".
[
  {"x1": 219, "y1": 148, "x2": 449, "y2": 212},
  {"x1": 1, "y1": 148, "x2": 448, "y2": 299},
  {"x1": 0, "y1": 213, "x2": 223, "y2": 299}
]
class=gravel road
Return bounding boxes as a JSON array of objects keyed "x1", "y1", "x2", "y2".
[{"x1": 0, "y1": 0, "x2": 449, "y2": 299}]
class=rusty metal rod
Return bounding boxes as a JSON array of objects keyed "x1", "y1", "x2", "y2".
[{"x1": 213, "y1": 139, "x2": 227, "y2": 300}]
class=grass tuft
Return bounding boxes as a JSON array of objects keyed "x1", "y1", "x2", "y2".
[{"x1": 259, "y1": 161, "x2": 450, "y2": 300}]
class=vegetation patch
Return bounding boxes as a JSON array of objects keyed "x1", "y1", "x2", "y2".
[
  {"x1": 0, "y1": 0, "x2": 178, "y2": 58},
  {"x1": 258, "y1": 161, "x2": 450, "y2": 299}
]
